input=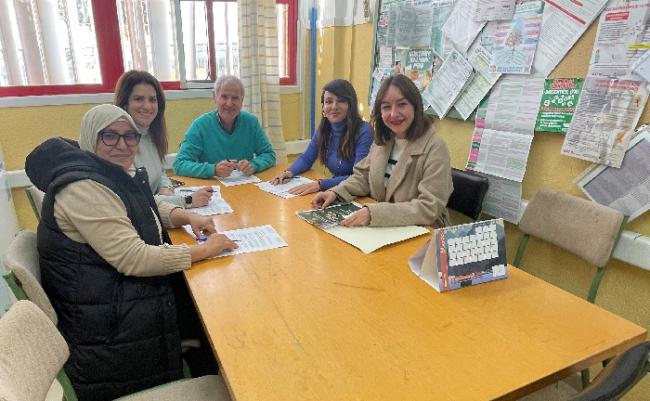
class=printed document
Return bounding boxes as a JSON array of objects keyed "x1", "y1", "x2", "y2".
[
  {"x1": 296, "y1": 203, "x2": 429, "y2": 253},
  {"x1": 217, "y1": 170, "x2": 262, "y2": 187},
  {"x1": 454, "y1": 44, "x2": 502, "y2": 120},
  {"x1": 561, "y1": 77, "x2": 648, "y2": 167},
  {"x1": 489, "y1": 1, "x2": 543, "y2": 74},
  {"x1": 175, "y1": 186, "x2": 233, "y2": 215},
  {"x1": 422, "y1": 48, "x2": 474, "y2": 117},
  {"x1": 589, "y1": 0, "x2": 650, "y2": 78},
  {"x1": 183, "y1": 224, "x2": 288, "y2": 257},
  {"x1": 472, "y1": 0, "x2": 516, "y2": 22},
  {"x1": 480, "y1": 174, "x2": 522, "y2": 224},
  {"x1": 484, "y1": 75, "x2": 545, "y2": 134},
  {"x1": 532, "y1": 0, "x2": 608, "y2": 76},
  {"x1": 442, "y1": 0, "x2": 487, "y2": 54},
  {"x1": 577, "y1": 129, "x2": 650, "y2": 221},
  {"x1": 474, "y1": 129, "x2": 534, "y2": 182},
  {"x1": 535, "y1": 78, "x2": 584, "y2": 133},
  {"x1": 255, "y1": 176, "x2": 316, "y2": 199}
]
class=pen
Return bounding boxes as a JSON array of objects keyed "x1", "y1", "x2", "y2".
[{"x1": 279, "y1": 175, "x2": 302, "y2": 183}]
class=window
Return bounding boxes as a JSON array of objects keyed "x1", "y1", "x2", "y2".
[{"x1": 0, "y1": 0, "x2": 297, "y2": 97}]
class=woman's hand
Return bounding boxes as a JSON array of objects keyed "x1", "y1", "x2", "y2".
[
  {"x1": 311, "y1": 190, "x2": 337, "y2": 209},
  {"x1": 270, "y1": 170, "x2": 292, "y2": 185},
  {"x1": 288, "y1": 182, "x2": 320, "y2": 196},
  {"x1": 190, "y1": 234, "x2": 238, "y2": 261},
  {"x1": 187, "y1": 214, "x2": 217, "y2": 237},
  {"x1": 158, "y1": 187, "x2": 175, "y2": 196},
  {"x1": 340, "y1": 206, "x2": 371, "y2": 227},
  {"x1": 190, "y1": 186, "x2": 213, "y2": 207}
]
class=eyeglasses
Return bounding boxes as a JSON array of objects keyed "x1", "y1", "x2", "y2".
[{"x1": 98, "y1": 130, "x2": 141, "y2": 147}]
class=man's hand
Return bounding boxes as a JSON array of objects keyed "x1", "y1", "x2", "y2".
[
  {"x1": 237, "y1": 159, "x2": 254, "y2": 176},
  {"x1": 215, "y1": 160, "x2": 238, "y2": 177}
]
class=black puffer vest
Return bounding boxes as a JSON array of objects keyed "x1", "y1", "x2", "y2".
[{"x1": 25, "y1": 138, "x2": 183, "y2": 401}]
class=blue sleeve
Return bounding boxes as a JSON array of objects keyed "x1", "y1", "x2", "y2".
[
  {"x1": 173, "y1": 121, "x2": 216, "y2": 178},
  {"x1": 288, "y1": 131, "x2": 319, "y2": 175},
  {"x1": 249, "y1": 120, "x2": 276, "y2": 173},
  {"x1": 316, "y1": 123, "x2": 373, "y2": 190}
]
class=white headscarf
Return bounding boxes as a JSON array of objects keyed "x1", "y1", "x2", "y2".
[{"x1": 79, "y1": 104, "x2": 137, "y2": 153}]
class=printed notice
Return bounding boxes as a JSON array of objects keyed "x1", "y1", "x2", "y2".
[
  {"x1": 423, "y1": 48, "x2": 474, "y2": 118},
  {"x1": 535, "y1": 78, "x2": 583, "y2": 133},
  {"x1": 255, "y1": 176, "x2": 316, "y2": 199},
  {"x1": 217, "y1": 170, "x2": 262, "y2": 187}
]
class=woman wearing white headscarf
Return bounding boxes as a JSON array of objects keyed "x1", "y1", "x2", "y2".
[{"x1": 25, "y1": 104, "x2": 235, "y2": 401}]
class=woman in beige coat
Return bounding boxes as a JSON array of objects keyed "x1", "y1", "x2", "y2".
[{"x1": 312, "y1": 74, "x2": 453, "y2": 227}]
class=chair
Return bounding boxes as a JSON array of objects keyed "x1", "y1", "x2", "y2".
[
  {"x1": 567, "y1": 341, "x2": 650, "y2": 401},
  {"x1": 25, "y1": 185, "x2": 45, "y2": 221},
  {"x1": 513, "y1": 188, "x2": 626, "y2": 304},
  {"x1": 446, "y1": 168, "x2": 490, "y2": 222},
  {"x1": 2, "y1": 230, "x2": 58, "y2": 324},
  {"x1": 0, "y1": 300, "x2": 232, "y2": 401},
  {"x1": 513, "y1": 189, "x2": 627, "y2": 389}
]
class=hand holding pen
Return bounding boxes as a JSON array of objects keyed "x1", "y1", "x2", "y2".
[
  {"x1": 270, "y1": 170, "x2": 296, "y2": 185},
  {"x1": 176, "y1": 186, "x2": 213, "y2": 208},
  {"x1": 197, "y1": 231, "x2": 238, "y2": 257},
  {"x1": 215, "y1": 159, "x2": 239, "y2": 177}
]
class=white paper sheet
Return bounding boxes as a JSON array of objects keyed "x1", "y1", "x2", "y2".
[
  {"x1": 174, "y1": 186, "x2": 233, "y2": 215},
  {"x1": 561, "y1": 77, "x2": 649, "y2": 167},
  {"x1": 442, "y1": 0, "x2": 487, "y2": 54},
  {"x1": 577, "y1": 128, "x2": 650, "y2": 221},
  {"x1": 423, "y1": 48, "x2": 474, "y2": 117},
  {"x1": 217, "y1": 170, "x2": 262, "y2": 187},
  {"x1": 430, "y1": 0, "x2": 456, "y2": 57},
  {"x1": 325, "y1": 225, "x2": 430, "y2": 254},
  {"x1": 480, "y1": 173, "x2": 522, "y2": 224},
  {"x1": 255, "y1": 176, "x2": 315, "y2": 199},
  {"x1": 484, "y1": 75, "x2": 545, "y2": 134},
  {"x1": 183, "y1": 224, "x2": 288, "y2": 257},
  {"x1": 474, "y1": 129, "x2": 534, "y2": 182},
  {"x1": 454, "y1": 44, "x2": 502, "y2": 120},
  {"x1": 472, "y1": 0, "x2": 516, "y2": 22},
  {"x1": 532, "y1": 0, "x2": 608, "y2": 76},
  {"x1": 489, "y1": 1, "x2": 543, "y2": 74},
  {"x1": 589, "y1": 0, "x2": 650, "y2": 78}
]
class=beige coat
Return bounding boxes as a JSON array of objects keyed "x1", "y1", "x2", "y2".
[{"x1": 331, "y1": 125, "x2": 453, "y2": 227}]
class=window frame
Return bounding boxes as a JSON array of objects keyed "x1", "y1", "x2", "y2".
[{"x1": 0, "y1": 0, "x2": 297, "y2": 97}]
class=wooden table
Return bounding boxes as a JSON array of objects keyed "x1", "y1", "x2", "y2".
[{"x1": 170, "y1": 165, "x2": 647, "y2": 401}]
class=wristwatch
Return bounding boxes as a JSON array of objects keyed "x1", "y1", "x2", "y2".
[{"x1": 184, "y1": 195, "x2": 192, "y2": 207}]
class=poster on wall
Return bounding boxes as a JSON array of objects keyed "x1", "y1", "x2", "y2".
[
  {"x1": 404, "y1": 48, "x2": 434, "y2": 92},
  {"x1": 535, "y1": 78, "x2": 583, "y2": 133}
]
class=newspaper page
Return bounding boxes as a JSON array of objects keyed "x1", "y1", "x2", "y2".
[
  {"x1": 589, "y1": 0, "x2": 650, "y2": 78},
  {"x1": 577, "y1": 129, "x2": 650, "y2": 221},
  {"x1": 484, "y1": 75, "x2": 546, "y2": 134},
  {"x1": 480, "y1": 21, "x2": 498, "y2": 54},
  {"x1": 561, "y1": 77, "x2": 649, "y2": 167},
  {"x1": 474, "y1": 129, "x2": 535, "y2": 182},
  {"x1": 535, "y1": 78, "x2": 584, "y2": 133},
  {"x1": 454, "y1": 44, "x2": 502, "y2": 120},
  {"x1": 422, "y1": 48, "x2": 474, "y2": 117},
  {"x1": 481, "y1": 173, "x2": 523, "y2": 224},
  {"x1": 489, "y1": 1, "x2": 544, "y2": 74},
  {"x1": 442, "y1": 0, "x2": 487, "y2": 54},
  {"x1": 532, "y1": 0, "x2": 608, "y2": 76},
  {"x1": 379, "y1": 46, "x2": 393, "y2": 68},
  {"x1": 472, "y1": 0, "x2": 516, "y2": 22},
  {"x1": 430, "y1": 0, "x2": 456, "y2": 57}
]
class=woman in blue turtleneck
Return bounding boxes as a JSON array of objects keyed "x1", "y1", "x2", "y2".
[{"x1": 271, "y1": 79, "x2": 372, "y2": 195}]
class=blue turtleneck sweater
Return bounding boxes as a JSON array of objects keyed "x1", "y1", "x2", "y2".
[{"x1": 288, "y1": 120, "x2": 372, "y2": 190}]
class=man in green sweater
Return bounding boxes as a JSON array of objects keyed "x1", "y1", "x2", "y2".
[{"x1": 173, "y1": 75, "x2": 276, "y2": 178}]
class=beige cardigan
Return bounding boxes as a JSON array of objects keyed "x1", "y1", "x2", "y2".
[{"x1": 330, "y1": 125, "x2": 453, "y2": 227}]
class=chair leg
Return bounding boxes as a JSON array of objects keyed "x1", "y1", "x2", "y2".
[
  {"x1": 581, "y1": 368, "x2": 590, "y2": 389},
  {"x1": 587, "y1": 265, "x2": 607, "y2": 303},
  {"x1": 513, "y1": 234, "x2": 529, "y2": 267},
  {"x1": 57, "y1": 370, "x2": 78, "y2": 401}
]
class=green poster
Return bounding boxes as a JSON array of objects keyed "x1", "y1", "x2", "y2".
[{"x1": 535, "y1": 78, "x2": 583, "y2": 133}]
